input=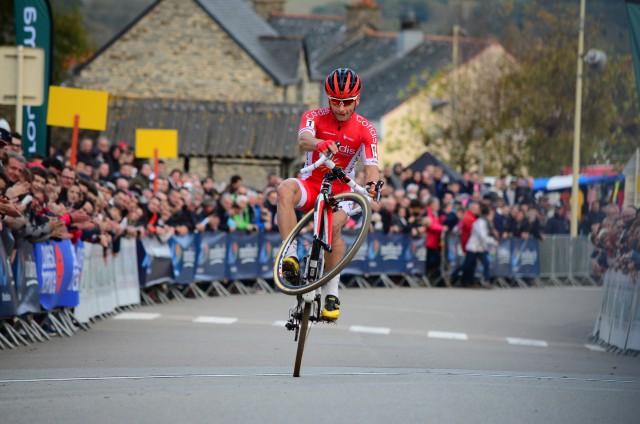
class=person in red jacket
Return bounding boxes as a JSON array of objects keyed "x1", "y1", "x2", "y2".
[
  {"x1": 424, "y1": 197, "x2": 446, "y2": 286},
  {"x1": 450, "y1": 201, "x2": 479, "y2": 284}
]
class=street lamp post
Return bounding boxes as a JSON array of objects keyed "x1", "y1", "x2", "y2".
[{"x1": 571, "y1": 0, "x2": 586, "y2": 237}]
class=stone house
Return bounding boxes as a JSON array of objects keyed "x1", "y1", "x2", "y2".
[{"x1": 72, "y1": 0, "x2": 316, "y2": 187}]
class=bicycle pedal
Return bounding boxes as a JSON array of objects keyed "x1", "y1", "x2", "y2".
[{"x1": 285, "y1": 321, "x2": 297, "y2": 331}]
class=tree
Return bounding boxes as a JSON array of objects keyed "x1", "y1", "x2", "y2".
[
  {"x1": 51, "y1": 6, "x2": 95, "y2": 84},
  {"x1": 1, "y1": 1, "x2": 94, "y2": 86},
  {"x1": 500, "y1": 0, "x2": 639, "y2": 176}
]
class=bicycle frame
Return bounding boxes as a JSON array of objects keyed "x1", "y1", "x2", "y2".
[{"x1": 303, "y1": 173, "x2": 338, "y2": 290}]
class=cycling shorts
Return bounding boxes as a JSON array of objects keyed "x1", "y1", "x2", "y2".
[{"x1": 293, "y1": 178, "x2": 355, "y2": 214}]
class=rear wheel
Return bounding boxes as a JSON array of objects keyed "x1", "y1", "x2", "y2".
[{"x1": 273, "y1": 192, "x2": 372, "y2": 295}]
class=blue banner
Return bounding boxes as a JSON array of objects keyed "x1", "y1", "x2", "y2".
[
  {"x1": 511, "y1": 238, "x2": 540, "y2": 277},
  {"x1": 341, "y1": 232, "x2": 369, "y2": 275},
  {"x1": 196, "y1": 232, "x2": 227, "y2": 281},
  {"x1": 367, "y1": 232, "x2": 406, "y2": 275},
  {"x1": 259, "y1": 232, "x2": 281, "y2": 279},
  {"x1": 492, "y1": 239, "x2": 512, "y2": 277},
  {"x1": 446, "y1": 234, "x2": 464, "y2": 269},
  {"x1": 34, "y1": 239, "x2": 77, "y2": 310},
  {"x1": 226, "y1": 233, "x2": 259, "y2": 280},
  {"x1": 139, "y1": 237, "x2": 174, "y2": 288},
  {"x1": 170, "y1": 233, "x2": 200, "y2": 284},
  {"x1": 405, "y1": 236, "x2": 427, "y2": 275}
]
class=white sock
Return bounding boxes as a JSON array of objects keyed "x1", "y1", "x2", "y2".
[
  {"x1": 323, "y1": 274, "x2": 340, "y2": 299},
  {"x1": 285, "y1": 240, "x2": 298, "y2": 259}
]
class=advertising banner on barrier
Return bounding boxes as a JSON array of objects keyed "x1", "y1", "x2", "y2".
[
  {"x1": 405, "y1": 236, "x2": 427, "y2": 275},
  {"x1": 0, "y1": 240, "x2": 17, "y2": 318},
  {"x1": 139, "y1": 237, "x2": 174, "y2": 287},
  {"x1": 226, "y1": 232, "x2": 259, "y2": 280},
  {"x1": 34, "y1": 239, "x2": 77, "y2": 310},
  {"x1": 511, "y1": 238, "x2": 540, "y2": 277},
  {"x1": 367, "y1": 232, "x2": 406, "y2": 275},
  {"x1": 13, "y1": 241, "x2": 40, "y2": 316},
  {"x1": 196, "y1": 232, "x2": 227, "y2": 281},
  {"x1": 341, "y1": 233, "x2": 369, "y2": 275},
  {"x1": 170, "y1": 233, "x2": 200, "y2": 284},
  {"x1": 492, "y1": 239, "x2": 512, "y2": 277},
  {"x1": 446, "y1": 234, "x2": 464, "y2": 269},
  {"x1": 259, "y1": 232, "x2": 281, "y2": 279}
]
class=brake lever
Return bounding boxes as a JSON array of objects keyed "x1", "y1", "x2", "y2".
[{"x1": 375, "y1": 181, "x2": 384, "y2": 203}]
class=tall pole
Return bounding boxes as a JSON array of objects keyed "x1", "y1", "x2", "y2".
[
  {"x1": 452, "y1": 25, "x2": 460, "y2": 151},
  {"x1": 571, "y1": 0, "x2": 586, "y2": 237}
]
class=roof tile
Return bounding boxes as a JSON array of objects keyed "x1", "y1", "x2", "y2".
[{"x1": 105, "y1": 97, "x2": 305, "y2": 159}]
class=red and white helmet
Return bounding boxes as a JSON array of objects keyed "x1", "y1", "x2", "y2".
[{"x1": 325, "y1": 68, "x2": 361, "y2": 99}]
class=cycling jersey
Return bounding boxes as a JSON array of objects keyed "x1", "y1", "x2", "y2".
[{"x1": 298, "y1": 107, "x2": 379, "y2": 185}]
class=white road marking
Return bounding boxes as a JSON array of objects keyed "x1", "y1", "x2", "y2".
[
  {"x1": 113, "y1": 312, "x2": 161, "y2": 320},
  {"x1": 428, "y1": 331, "x2": 468, "y2": 341},
  {"x1": 350, "y1": 325, "x2": 390, "y2": 335},
  {"x1": 1, "y1": 370, "x2": 637, "y2": 385},
  {"x1": 584, "y1": 344, "x2": 607, "y2": 352},
  {"x1": 193, "y1": 316, "x2": 238, "y2": 324},
  {"x1": 273, "y1": 320, "x2": 288, "y2": 327},
  {"x1": 506, "y1": 337, "x2": 548, "y2": 347}
]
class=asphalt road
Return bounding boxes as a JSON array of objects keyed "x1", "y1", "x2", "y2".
[{"x1": 1, "y1": 286, "x2": 639, "y2": 424}]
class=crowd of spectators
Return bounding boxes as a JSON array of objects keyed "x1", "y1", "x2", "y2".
[
  {"x1": 0, "y1": 126, "x2": 290, "y2": 263},
  {"x1": 0, "y1": 122, "x2": 636, "y2": 284},
  {"x1": 369, "y1": 162, "x2": 638, "y2": 286}
]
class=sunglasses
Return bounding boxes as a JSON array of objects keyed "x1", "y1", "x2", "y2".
[{"x1": 328, "y1": 96, "x2": 358, "y2": 107}]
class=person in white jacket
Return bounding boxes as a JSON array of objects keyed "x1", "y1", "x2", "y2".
[{"x1": 461, "y1": 203, "x2": 498, "y2": 287}]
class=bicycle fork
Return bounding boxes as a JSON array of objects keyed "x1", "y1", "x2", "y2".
[{"x1": 286, "y1": 290, "x2": 322, "y2": 340}]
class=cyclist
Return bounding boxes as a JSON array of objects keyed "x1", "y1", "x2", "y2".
[{"x1": 276, "y1": 68, "x2": 381, "y2": 320}]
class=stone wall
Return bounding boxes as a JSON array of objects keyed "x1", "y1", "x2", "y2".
[{"x1": 73, "y1": 0, "x2": 286, "y2": 103}]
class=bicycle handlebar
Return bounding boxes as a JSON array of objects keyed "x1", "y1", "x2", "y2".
[{"x1": 299, "y1": 142, "x2": 383, "y2": 201}]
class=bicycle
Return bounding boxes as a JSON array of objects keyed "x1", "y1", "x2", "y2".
[{"x1": 272, "y1": 146, "x2": 382, "y2": 377}]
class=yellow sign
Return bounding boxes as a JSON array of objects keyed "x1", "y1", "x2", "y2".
[
  {"x1": 135, "y1": 129, "x2": 178, "y2": 159},
  {"x1": 47, "y1": 86, "x2": 109, "y2": 130}
]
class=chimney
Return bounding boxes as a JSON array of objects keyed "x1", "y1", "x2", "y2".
[
  {"x1": 397, "y1": 10, "x2": 422, "y2": 56},
  {"x1": 346, "y1": 0, "x2": 381, "y2": 34},
  {"x1": 252, "y1": 0, "x2": 285, "y2": 20}
]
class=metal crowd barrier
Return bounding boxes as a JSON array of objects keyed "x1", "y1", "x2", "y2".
[
  {"x1": 537, "y1": 235, "x2": 598, "y2": 287},
  {"x1": 442, "y1": 233, "x2": 598, "y2": 288},
  {"x1": 1, "y1": 229, "x2": 603, "y2": 349},
  {"x1": 592, "y1": 270, "x2": 640, "y2": 354}
]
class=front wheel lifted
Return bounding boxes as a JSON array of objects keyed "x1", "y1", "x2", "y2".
[{"x1": 273, "y1": 192, "x2": 372, "y2": 296}]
